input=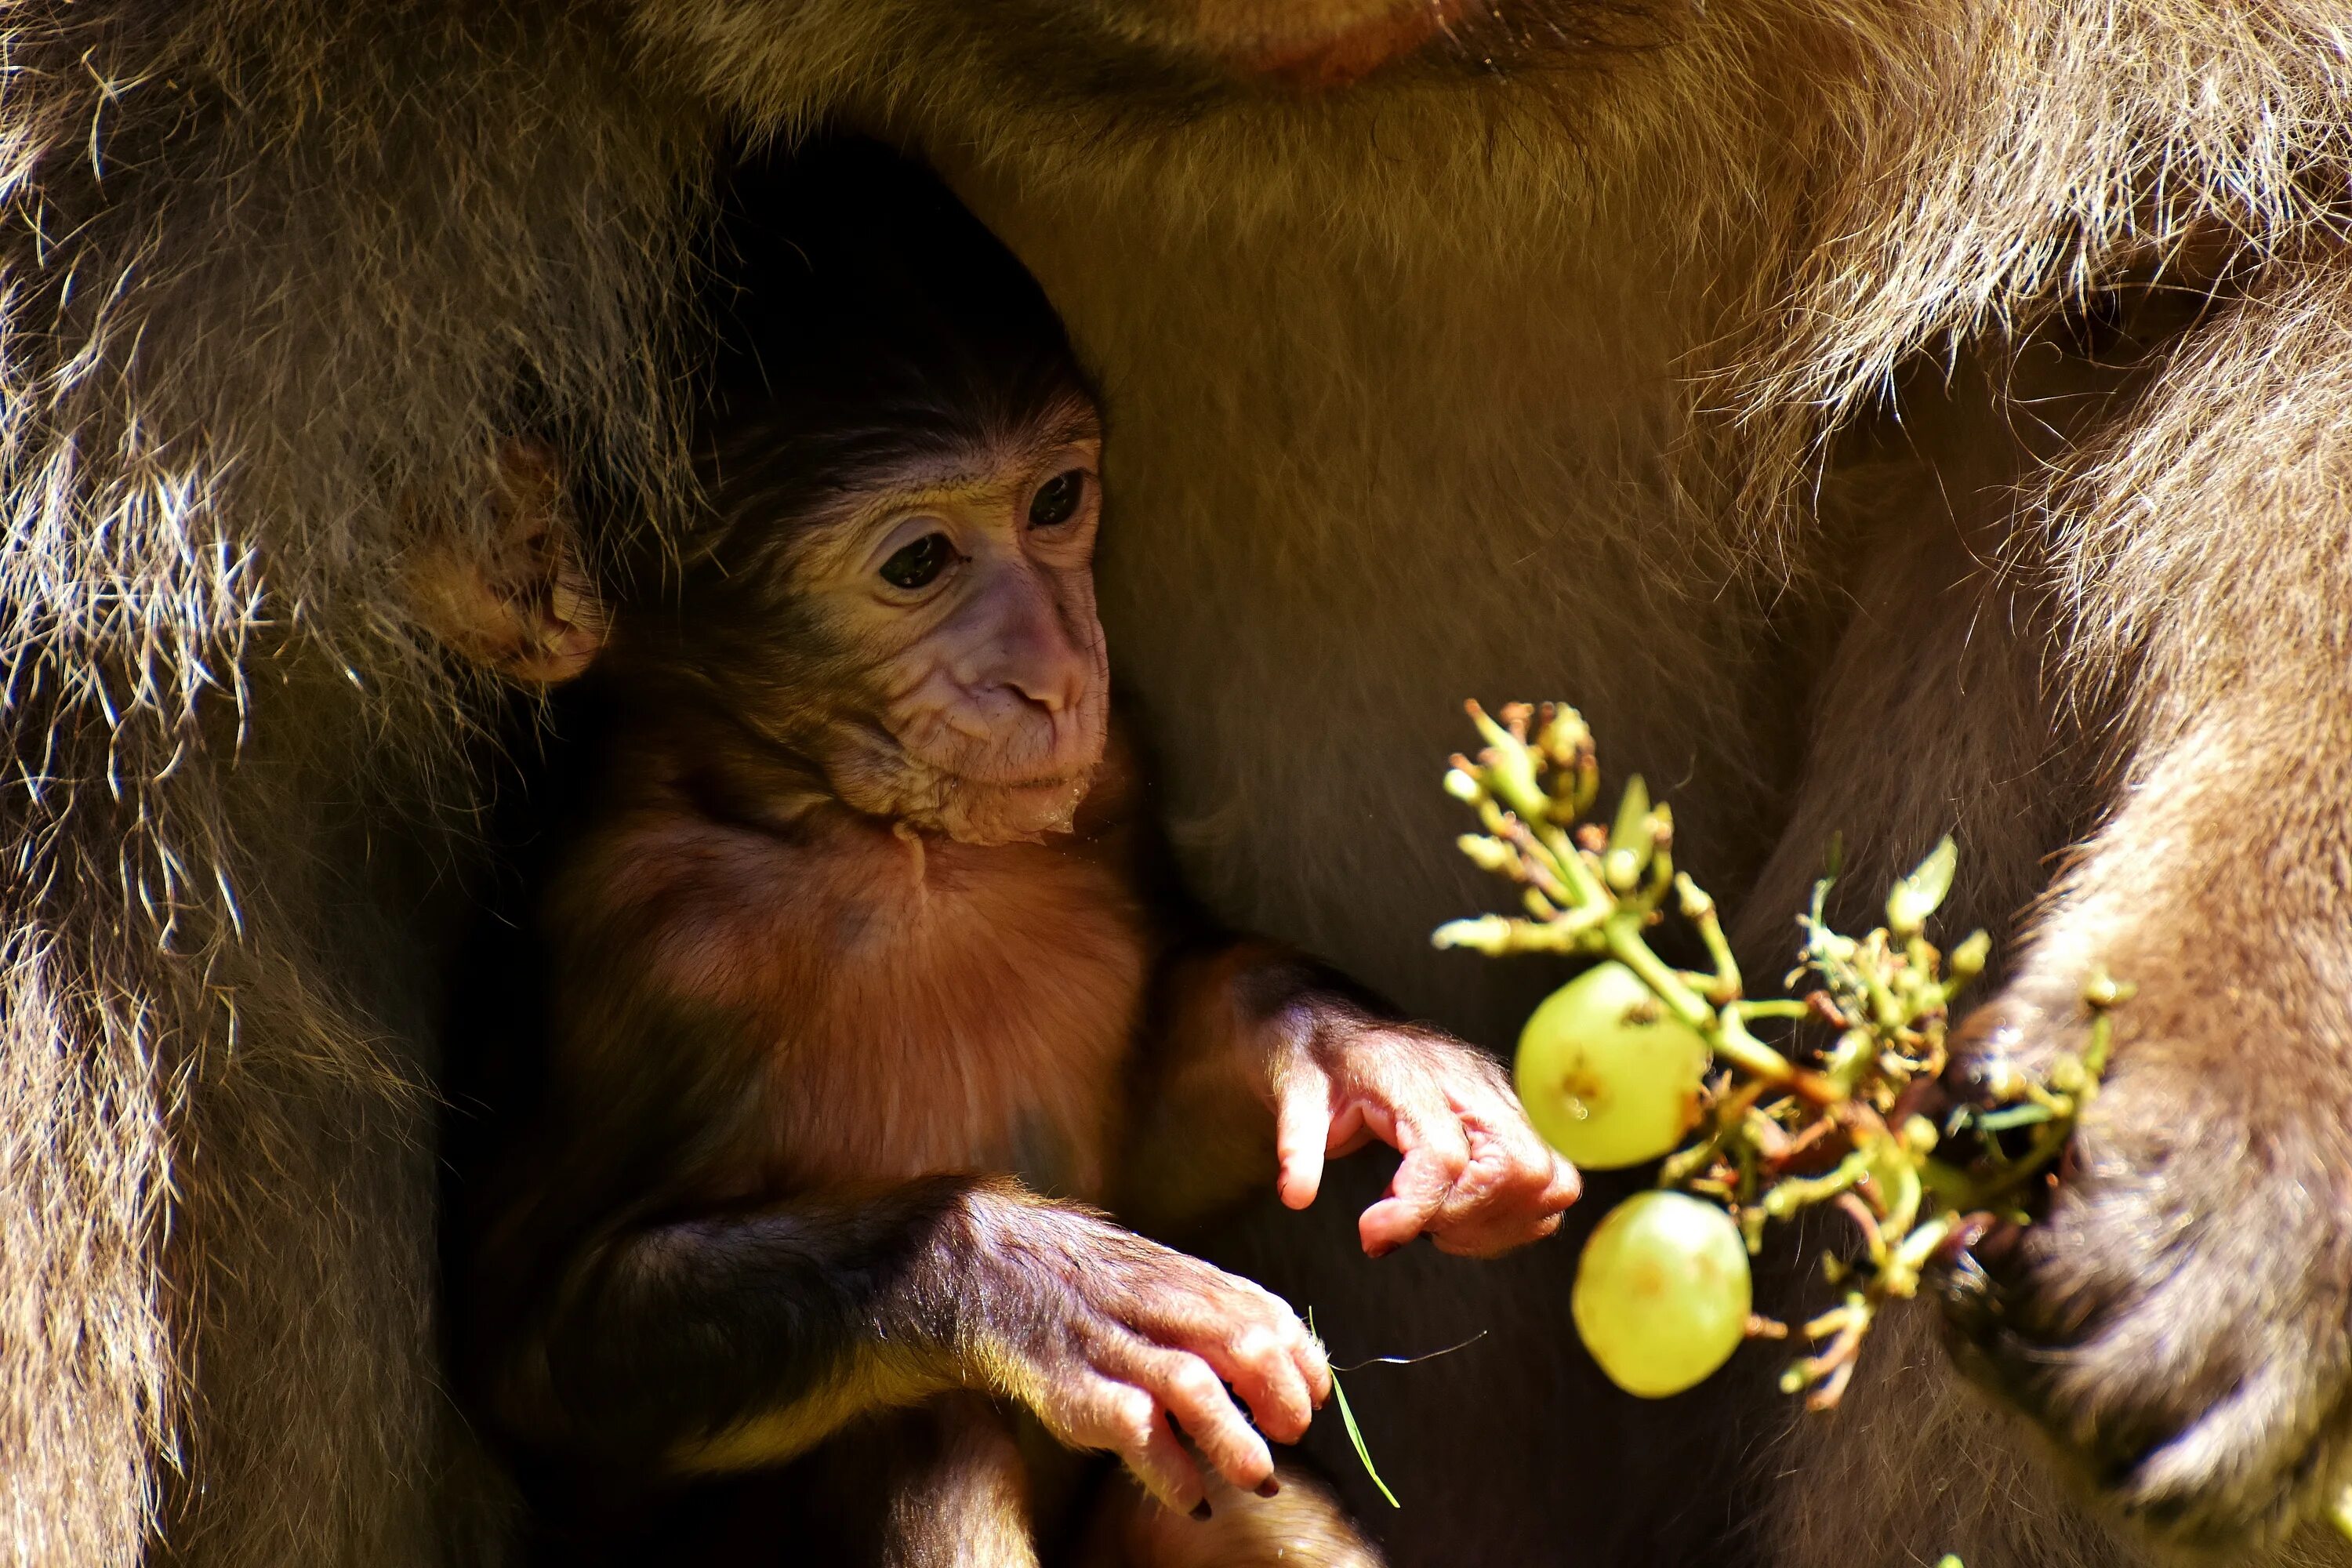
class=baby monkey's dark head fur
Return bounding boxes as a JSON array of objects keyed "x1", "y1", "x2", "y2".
[{"x1": 617, "y1": 143, "x2": 1109, "y2": 847}]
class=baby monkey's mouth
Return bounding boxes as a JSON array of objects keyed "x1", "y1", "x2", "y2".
[
  {"x1": 822, "y1": 722, "x2": 1105, "y2": 847},
  {"x1": 928, "y1": 767, "x2": 1099, "y2": 845},
  {"x1": 931, "y1": 720, "x2": 1105, "y2": 839},
  {"x1": 931, "y1": 739, "x2": 1104, "y2": 790},
  {"x1": 893, "y1": 699, "x2": 1107, "y2": 789}
]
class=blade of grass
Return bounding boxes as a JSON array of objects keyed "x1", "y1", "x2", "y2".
[
  {"x1": 1308, "y1": 1308, "x2": 1400, "y2": 1509},
  {"x1": 1330, "y1": 1329, "x2": 1488, "y2": 1372}
]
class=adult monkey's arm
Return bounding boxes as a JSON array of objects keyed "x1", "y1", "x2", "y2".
[{"x1": 1936, "y1": 269, "x2": 2352, "y2": 1547}]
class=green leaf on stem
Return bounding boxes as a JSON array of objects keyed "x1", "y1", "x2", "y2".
[
  {"x1": 1886, "y1": 835, "x2": 1957, "y2": 935},
  {"x1": 1604, "y1": 775, "x2": 1652, "y2": 891}
]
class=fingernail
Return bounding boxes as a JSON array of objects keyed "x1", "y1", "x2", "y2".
[
  {"x1": 1191, "y1": 1501, "x2": 1214, "y2": 1522},
  {"x1": 1257, "y1": 1478, "x2": 1282, "y2": 1498}
]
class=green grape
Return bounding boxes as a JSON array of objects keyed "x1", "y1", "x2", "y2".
[
  {"x1": 1514, "y1": 960, "x2": 1708, "y2": 1170},
  {"x1": 1572, "y1": 1190, "x2": 1751, "y2": 1397}
]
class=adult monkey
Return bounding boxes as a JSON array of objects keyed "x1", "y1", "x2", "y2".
[{"x1": 8, "y1": 2, "x2": 2352, "y2": 1567}]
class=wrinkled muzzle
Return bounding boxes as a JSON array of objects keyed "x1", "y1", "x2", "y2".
[{"x1": 829, "y1": 684, "x2": 1110, "y2": 845}]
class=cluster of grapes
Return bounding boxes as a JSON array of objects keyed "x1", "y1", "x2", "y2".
[{"x1": 1432, "y1": 702, "x2": 2119, "y2": 1405}]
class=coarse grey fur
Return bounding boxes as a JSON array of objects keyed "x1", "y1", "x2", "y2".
[{"x1": 0, "y1": 7, "x2": 701, "y2": 1564}]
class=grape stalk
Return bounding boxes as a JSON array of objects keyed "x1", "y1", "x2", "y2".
[{"x1": 1432, "y1": 701, "x2": 2122, "y2": 1407}]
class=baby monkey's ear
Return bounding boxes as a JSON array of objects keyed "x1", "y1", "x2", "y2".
[{"x1": 402, "y1": 437, "x2": 608, "y2": 687}]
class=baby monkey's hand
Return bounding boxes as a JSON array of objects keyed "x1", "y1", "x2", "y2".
[
  {"x1": 959, "y1": 1195, "x2": 1328, "y2": 1515},
  {"x1": 1268, "y1": 1005, "x2": 1580, "y2": 1258}
]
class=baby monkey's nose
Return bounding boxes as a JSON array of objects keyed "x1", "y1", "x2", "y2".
[
  {"x1": 1006, "y1": 652, "x2": 1087, "y2": 714},
  {"x1": 985, "y1": 616, "x2": 1091, "y2": 715}
]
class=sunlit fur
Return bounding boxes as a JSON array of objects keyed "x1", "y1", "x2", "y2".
[
  {"x1": 0, "y1": 7, "x2": 701, "y2": 1564},
  {"x1": 14, "y1": 0, "x2": 2352, "y2": 1564}
]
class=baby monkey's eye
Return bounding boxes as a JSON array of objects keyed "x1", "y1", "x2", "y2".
[
  {"x1": 1028, "y1": 469, "x2": 1086, "y2": 529},
  {"x1": 879, "y1": 532, "x2": 955, "y2": 590}
]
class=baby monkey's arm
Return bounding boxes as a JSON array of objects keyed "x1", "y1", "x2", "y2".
[
  {"x1": 1120, "y1": 943, "x2": 1579, "y2": 1256},
  {"x1": 500, "y1": 1170, "x2": 1326, "y2": 1515}
]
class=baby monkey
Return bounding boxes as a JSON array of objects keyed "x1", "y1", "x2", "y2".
[{"x1": 459, "y1": 147, "x2": 1577, "y2": 1566}]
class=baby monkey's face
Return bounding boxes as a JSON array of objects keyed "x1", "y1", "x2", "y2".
[{"x1": 787, "y1": 401, "x2": 1109, "y2": 844}]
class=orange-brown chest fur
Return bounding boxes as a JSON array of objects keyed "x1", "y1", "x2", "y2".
[
  {"x1": 751, "y1": 821, "x2": 1150, "y2": 1198},
  {"x1": 572, "y1": 764, "x2": 1157, "y2": 1206}
]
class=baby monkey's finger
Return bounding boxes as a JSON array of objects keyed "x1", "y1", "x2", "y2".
[
  {"x1": 1195, "y1": 1318, "x2": 1316, "y2": 1444},
  {"x1": 1359, "y1": 1108, "x2": 1470, "y2": 1256},
  {"x1": 1148, "y1": 1351, "x2": 1277, "y2": 1497},
  {"x1": 1273, "y1": 1063, "x2": 1337, "y2": 1210},
  {"x1": 1119, "y1": 1400, "x2": 1209, "y2": 1519}
]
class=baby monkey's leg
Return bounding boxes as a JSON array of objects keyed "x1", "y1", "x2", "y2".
[
  {"x1": 878, "y1": 1396, "x2": 1040, "y2": 1568},
  {"x1": 683, "y1": 1399, "x2": 1040, "y2": 1566},
  {"x1": 1076, "y1": 1463, "x2": 1386, "y2": 1568}
]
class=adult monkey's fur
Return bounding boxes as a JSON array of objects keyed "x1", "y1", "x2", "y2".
[{"x1": 11, "y1": 2, "x2": 2352, "y2": 1566}]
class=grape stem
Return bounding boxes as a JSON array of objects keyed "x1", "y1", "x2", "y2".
[{"x1": 1434, "y1": 701, "x2": 2127, "y2": 1411}]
